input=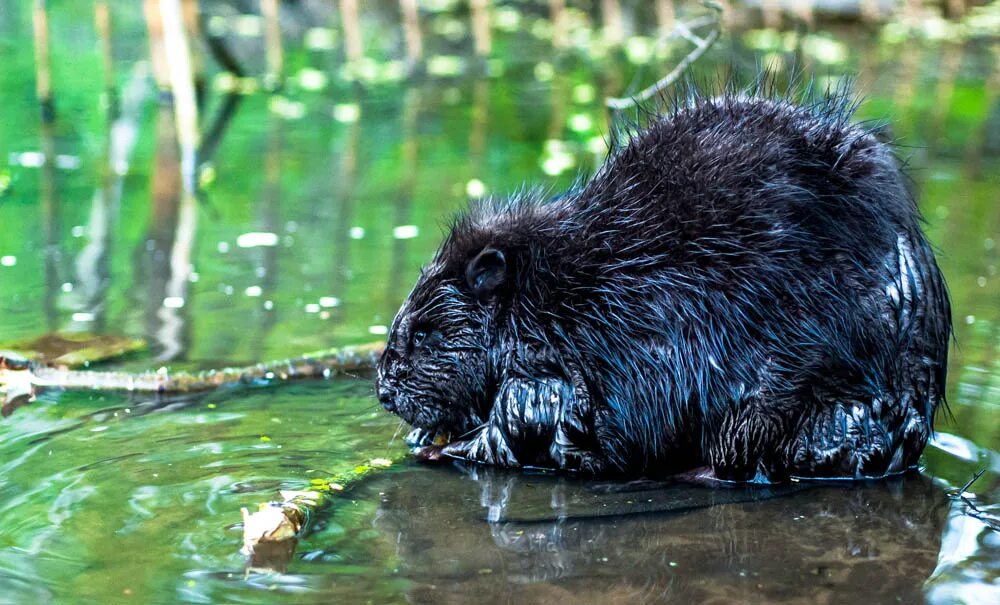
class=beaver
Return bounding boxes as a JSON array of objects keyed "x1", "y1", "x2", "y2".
[{"x1": 375, "y1": 86, "x2": 952, "y2": 482}]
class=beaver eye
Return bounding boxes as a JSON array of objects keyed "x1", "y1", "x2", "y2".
[{"x1": 411, "y1": 329, "x2": 428, "y2": 350}]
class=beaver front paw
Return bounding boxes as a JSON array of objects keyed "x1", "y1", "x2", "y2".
[{"x1": 411, "y1": 376, "x2": 606, "y2": 473}]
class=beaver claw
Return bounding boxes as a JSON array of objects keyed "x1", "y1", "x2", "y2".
[{"x1": 409, "y1": 376, "x2": 605, "y2": 473}]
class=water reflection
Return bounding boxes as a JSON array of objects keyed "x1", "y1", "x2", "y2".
[
  {"x1": 250, "y1": 112, "x2": 282, "y2": 357},
  {"x1": 386, "y1": 87, "x2": 421, "y2": 309},
  {"x1": 39, "y1": 102, "x2": 61, "y2": 332},
  {"x1": 329, "y1": 99, "x2": 360, "y2": 326},
  {"x1": 927, "y1": 501, "x2": 1000, "y2": 603},
  {"x1": 72, "y1": 63, "x2": 148, "y2": 333},
  {"x1": 371, "y1": 466, "x2": 949, "y2": 604},
  {"x1": 138, "y1": 94, "x2": 187, "y2": 361}
]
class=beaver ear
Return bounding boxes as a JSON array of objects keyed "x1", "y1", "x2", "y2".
[{"x1": 466, "y1": 247, "x2": 506, "y2": 300}]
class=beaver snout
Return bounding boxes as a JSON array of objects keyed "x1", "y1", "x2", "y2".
[
  {"x1": 375, "y1": 346, "x2": 404, "y2": 412},
  {"x1": 376, "y1": 383, "x2": 396, "y2": 413}
]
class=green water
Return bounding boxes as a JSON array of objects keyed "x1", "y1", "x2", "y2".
[{"x1": 0, "y1": 2, "x2": 998, "y2": 603}]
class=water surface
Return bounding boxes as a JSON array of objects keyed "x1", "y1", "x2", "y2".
[{"x1": 0, "y1": 2, "x2": 998, "y2": 603}]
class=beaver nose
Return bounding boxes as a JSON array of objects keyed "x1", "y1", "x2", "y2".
[{"x1": 377, "y1": 384, "x2": 397, "y2": 412}]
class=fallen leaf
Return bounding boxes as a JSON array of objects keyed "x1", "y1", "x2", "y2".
[{"x1": 0, "y1": 333, "x2": 145, "y2": 368}]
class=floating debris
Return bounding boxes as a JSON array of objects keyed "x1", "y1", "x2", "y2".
[
  {"x1": 466, "y1": 179, "x2": 486, "y2": 198},
  {"x1": 393, "y1": 225, "x2": 419, "y2": 240},
  {"x1": 268, "y1": 96, "x2": 306, "y2": 120},
  {"x1": 0, "y1": 332, "x2": 145, "y2": 368},
  {"x1": 801, "y1": 34, "x2": 848, "y2": 65},
  {"x1": 624, "y1": 36, "x2": 655, "y2": 64},
  {"x1": 534, "y1": 62, "x2": 554, "y2": 81},
  {"x1": 568, "y1": 113, "x2": 593, "y2": 133},
  {"x1": 163, "y1": 297, "x2": 185, "y2": 309},
  {"x1": 572, "y1": 83, "x2": 596, "y2": 104},
  {"x1": 212, "y1": 72, "x2": 259, "y2": 95},
  {"x1": 431, "y1": 17, "x2": 467, "y2": 42},
  {"x1": 233, "y1": 14, "x2": 263, "y2": 37},
  {"x1": 304, "y1": 27, "x2": 336, "y2": 51},
  {"x1": 333, "y1": 103, "x2": 360, "y2": 123},
  {"x1": 426, "y1": 55, "x2": 464, "y2": 77},
  {"x1": 540, "y1": 139, "x2": 576, "y2": 176},
  {"x1": 206, "y1": 15, "x2": 228, "y2": 36},
  {"x1": 494, "y1": 6, "x2": 521, "y2": 31},
  {"x1": 8, "y1": 152, "x2": 81, "y2": 169},
  {"x1": 236, "y1": 232, "x2": 279, "y2": 248},
  {"x1": 296, "y1": 68, "x2": 327, "y2": 91},
  {"x1": 587, "y1": 136, "x2": 609, "y2": 155}
]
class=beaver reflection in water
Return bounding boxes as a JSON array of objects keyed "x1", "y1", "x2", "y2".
[{"x1": 375, "y1": 87, "x2": 951, "y2": 482}]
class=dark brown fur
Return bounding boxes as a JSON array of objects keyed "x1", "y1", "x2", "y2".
[{"x1": 376, "y1": 85, "x2": 951, "y2": 482}]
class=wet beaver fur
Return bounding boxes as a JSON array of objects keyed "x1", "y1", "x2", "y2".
[{"x1": 375, "y1": 84, "x2": 952, "y2": 482}]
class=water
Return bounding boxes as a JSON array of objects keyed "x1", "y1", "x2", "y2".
[{"x1": 0, "y1": 1, "x2": 998, "y2": 603}]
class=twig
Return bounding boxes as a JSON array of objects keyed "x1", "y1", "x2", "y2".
[
  {"x1": 606, "y1": 7, "x2": 722, "y2": 110},
  {"x1": 0, "y1": 342, "x2": 383, "y2": 395},
  {"x1": 952, "y1": 469, "x2": 1000, "y2": 532},
  {"x1": 201, "y1": 18, "x2": 245, "y2": 77},
  {"x1": 241, "y1": 456, "x2": 400, "y2": 574},
  {"x1": 196, "y1": 91, "x2": 242, "y2": 166}
]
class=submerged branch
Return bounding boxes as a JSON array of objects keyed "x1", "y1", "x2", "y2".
[
  {"x1": 0, "y1": 342, "x2": 383, "y2": 397},
  {"x1": 953, "y1": 469, "x2": 1000, "y2": 532},
  {"x1": 241, "y1": 456, "x2": 400, "y2": 574}
]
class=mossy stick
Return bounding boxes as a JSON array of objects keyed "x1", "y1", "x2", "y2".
[
  {"x1": 241, "y1": 456, "x2": 401, "y2": 574},
  {"x1": 0, "y1": 342, "x2": 383, "y2": 395}
]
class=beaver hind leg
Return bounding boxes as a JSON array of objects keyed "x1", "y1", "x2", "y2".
[
  {"x1": 710, "y1": 395, "x2": 930, "y2": 482},
  {"x1": 785, "y1": 399, "x2": 929, "y2": 480}
]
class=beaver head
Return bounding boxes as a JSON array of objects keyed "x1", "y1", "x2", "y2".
[
  {"x1": 375, "y1": 235, "x2": 510, "y2": 440},
  {"x1": 374, "y1": 196, "x2": 580, "y2": 464}
]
